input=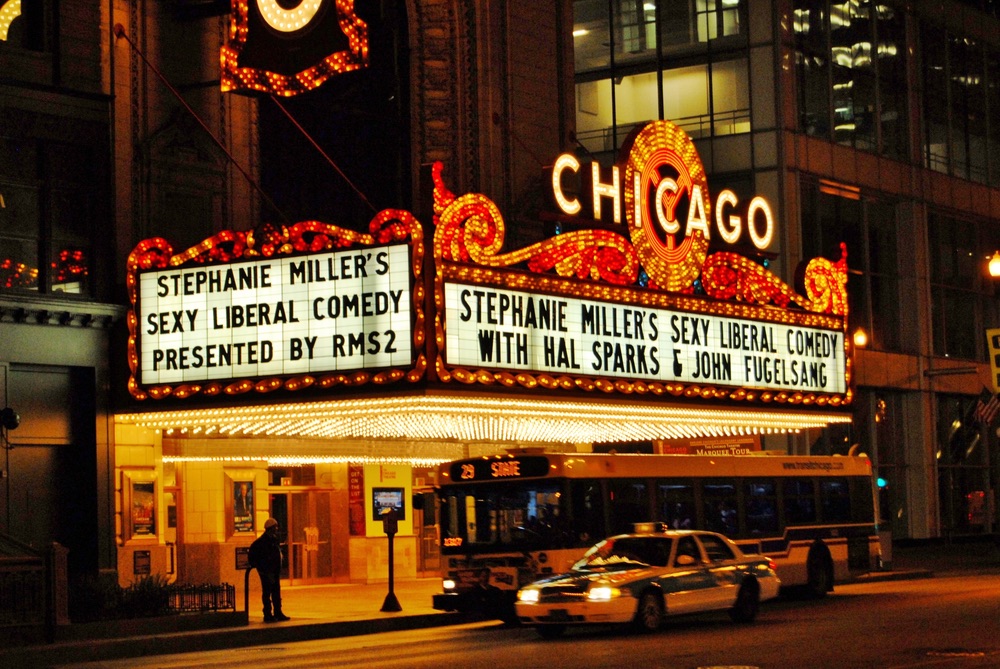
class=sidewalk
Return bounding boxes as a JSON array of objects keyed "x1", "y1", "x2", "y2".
[
  {"x1": 0, "y1": 578, "x2": 468, "y2": 668},
  {"x1": 2, "y1": 539, "x2": 998, "y2": 668}
]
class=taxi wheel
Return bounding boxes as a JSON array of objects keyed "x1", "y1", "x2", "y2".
[
  {"x1": 536, "y1": 624, "x2": 566, "y2": 639},
  {"x1": 633, "y1": 590, "x2": 664, "y2": 633},
  {"x1": 728, "y1": 581, "x2": 760, "y2": 623}
]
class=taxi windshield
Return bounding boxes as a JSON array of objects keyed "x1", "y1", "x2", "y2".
[{"x1": 572, "y1": 537, "x2": 673, "y2": 572}]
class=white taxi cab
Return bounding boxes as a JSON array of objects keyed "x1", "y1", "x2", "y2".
[{"x1": 515, "y1": 525, "x2": 780, "y2": 638}]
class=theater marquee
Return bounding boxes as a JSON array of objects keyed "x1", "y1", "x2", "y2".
[
  {"x1": 433, "y1": 120, "x2": 852, "y2": 407},
  {"x1": 126, "y1": 212, "x2": 426, "y2": 400}
]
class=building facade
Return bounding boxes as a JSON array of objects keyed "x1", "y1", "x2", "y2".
[
  {"x1": 568, "y1": 0, "x2": 1000, "y2": 540},
  {"x1": 1, "y1": 0, "x2": 998, "y2": 608}
]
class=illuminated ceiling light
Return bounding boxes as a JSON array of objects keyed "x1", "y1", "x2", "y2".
[
  {"x1": 572, "y1": 28, "x2": 589, "y2": 37},
  {"x1": 819, "y1": 179, "x2": 861, "y2": 200},
  {"x1": 988, "y1": 251, "x2": 1000, "y2": 278},
  {"x1": 117, "y1": 395, "x2": 849, "y2": 447}
]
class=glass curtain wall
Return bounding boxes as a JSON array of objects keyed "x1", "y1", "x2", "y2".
[
  {"x1": 854, "y1": 389, "x2": 909, "y2": 537},
  {"x1": 573, "y1": 0, "x2": 750, "y2": 159},
  {"x1": 920, "y1": 25, "x2": 999, "y2": 185},
  {"x1": 793, "y1": 0, "x2": 908, "y2": 158},
  {"x1": 800, "y1": 180, "x2": 903, "y2": 352},
  {"x1": 935, "y1": 394, "x2": 994, "y2": 535},
  {"x1": 928, "y1": 211, "x2": 1000, "y2": 361}
]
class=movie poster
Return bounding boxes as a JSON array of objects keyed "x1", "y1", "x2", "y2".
[{"x1": 234, "y1": 481, "x2": 254, "y2": 533}]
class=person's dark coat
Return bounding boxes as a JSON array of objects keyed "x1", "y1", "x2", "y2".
[{"x1": 249, "y1": 527, "x2": 282, "y2": 575}]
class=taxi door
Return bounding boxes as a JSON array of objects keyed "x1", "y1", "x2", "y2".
[
  {"x1": 662, "y1": 536, "x2": 720, "y2": 614},
  {"x1": 698, "y1": 534, "x2": 741, "y2": 609}
]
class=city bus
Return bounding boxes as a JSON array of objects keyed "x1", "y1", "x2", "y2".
[{"x1": 431, "y1": 452, "x2": 880, "y2": 619}]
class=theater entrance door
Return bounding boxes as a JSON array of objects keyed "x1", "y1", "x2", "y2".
[{"x1": 269, "y1": 491, "x2": 333, "y2": 585}]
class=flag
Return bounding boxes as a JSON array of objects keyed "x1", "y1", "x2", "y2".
[{"x1": 973, "y1": 388, "x2": 1000, "y2": 427}]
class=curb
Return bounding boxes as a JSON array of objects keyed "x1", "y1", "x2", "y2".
[
  {"x1": 0, "y1": 612, "x2": 472, "y2": 668},
  {"x1": 847, "y1": 568, "x2": 934, "y2": 584},
  {"x1": 0, "y1": 568, "x2": 953, "y2": 668}
]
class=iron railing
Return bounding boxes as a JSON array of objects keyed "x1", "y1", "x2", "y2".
[{"x1": 167, "y1": 583, "x2": 236, "y2": 613}]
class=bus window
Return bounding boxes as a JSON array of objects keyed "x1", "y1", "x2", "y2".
[
  {"x1": 569, "y1": 480, "x2": 606, "y2": 546},
  {"x1": 657, "y1": 480, "x2": 695, "y2": 529},
  {"x1": 699, "y1": 533, "x2": 737, "y2": 562},
  {"x1": 745, "y1": 479, "x2": 778, "y2": 536},
  {"x1": 850, "y1": 479, "x2": 876, "y2": 523},
  {"x1": 821, "y1": 478, "x2": 852, "y2": 522},
  {"x1": 703, "y1": 480, "x2": 738, "y2": 536},
  {"x1": 468, "y1": 495, "x2": 491, "y2": 544},
  {"x1": 783, "y1": 479, "x2": 817, "y2": 524},
  {"x1": 607, "y1": 479, "x2": 648, "y2": 535},
  {"x1": 445, "y1": 493, "x2": 460, "y2": 540}
]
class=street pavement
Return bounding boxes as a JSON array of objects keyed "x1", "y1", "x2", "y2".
[{"x1": 2, "y1": 539, "x2": 998, "y2": 668}]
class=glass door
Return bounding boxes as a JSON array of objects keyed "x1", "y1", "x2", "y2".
[{"x1": 270, "y1": 491, "x2": 333, "y2": 584}]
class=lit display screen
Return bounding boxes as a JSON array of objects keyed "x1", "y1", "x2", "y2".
[
  {"x1": 137, "y1": 245, "x2": 412, "y2": 384},
  {"x1": 443, "y1": 282, "x2": 845, "y2": 394}
]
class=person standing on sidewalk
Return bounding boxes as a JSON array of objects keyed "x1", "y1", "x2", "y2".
[{"x1": 249, "y1": 518, "x2": 290, "y2": 622}]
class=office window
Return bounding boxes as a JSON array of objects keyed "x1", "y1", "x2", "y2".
[
  {"x1": 935, "y1": 394, "x2": 991, "y2": 535},
  {"x1": 854, "y1": 390, "x2": 908, "y2": 537},
  {"x1": 0, "y1": 127, "x2": 102, "y2": 295},
  {"x1": 794, "y1": 0, "x2": 908, "y2": 157},
  {"x1": 988, "y1": 51, "x2": 1000, "y2": 187},
  {"x1": 920, "y1": 26, "x2": 998, "y2": 184},
  {"x1": 801, "y1": 180, "x2": 903, "y2": 352},
  {"x1": 875, "y1": 3, "x2": 907, "y2": 159},
  {"x1": 573, "y1": 0, "x2": 749, "y2": 156},
  {"x1": 928, "y1": 212, "x2": 999, "y2": 360},
  {"x1": 950, "y1": 35, "x2": 988, "y2": 183}
]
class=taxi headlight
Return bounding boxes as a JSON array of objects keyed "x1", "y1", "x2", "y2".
[
  {"x1": 518, "y1": 588, "x2": 540, "y2": 604},
  {"x1": 586, "y1": 585, "x2": 622, "y2": 602},
  {"x1": 442, "y1": 579, "x2": 457, "y2": 591}
]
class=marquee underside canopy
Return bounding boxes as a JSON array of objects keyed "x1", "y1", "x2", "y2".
[{"x1": 117, "y1": 394, "x2": 851, "y2": 464}]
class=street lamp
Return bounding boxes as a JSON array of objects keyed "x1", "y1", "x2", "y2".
[
  {"x1": 989, "y1": 251, "x2": 1000, "y2": 278},
  {"x1": 853, "y1": 327, "x2": 868, "y2": 348}
]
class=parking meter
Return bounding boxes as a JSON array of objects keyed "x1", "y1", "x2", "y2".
[{"x1": 380, "y1": 508, "x2": 401, "y2": 611}]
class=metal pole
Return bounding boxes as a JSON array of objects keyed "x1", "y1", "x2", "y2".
[{"x1": 381, "y1": 532, "x2": 401, "y2": 612}]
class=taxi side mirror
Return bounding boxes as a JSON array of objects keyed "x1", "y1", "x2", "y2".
[{"x1": 675, "y1": 554, "x2": 697, "y2": 567}]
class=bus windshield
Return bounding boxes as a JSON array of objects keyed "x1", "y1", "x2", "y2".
[{"x1": 440, "y1": 481, "x2": 577, "y2": 552}]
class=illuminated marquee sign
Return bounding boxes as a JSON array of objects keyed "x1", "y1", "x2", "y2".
[
  {"x1": 139, "y1": 245, "x2": 411, "y2": 384},
  {"x1": 220, "y1": 0, "x2": 369, "y2": 97},
  {"x1": 450, "y1": 456, "x2": 551, "y2": 482},
  {"x1": 444, "y1": 283, "x2": 845, "y2": 394},
  {"x1": 126, "y1": 213, "x2": 426, "y2": 400},
  {"x1": 432, "y1": 120, "x2": 852, "y2": 407}
]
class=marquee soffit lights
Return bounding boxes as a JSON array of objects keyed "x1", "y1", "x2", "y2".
[{"x1": 117, "y1": 395, "x2": 851, "y2": 447}]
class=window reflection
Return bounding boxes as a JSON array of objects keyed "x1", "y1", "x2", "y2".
[{"x1": 794, "y1": 0, "x2": 906, "y2": 156}]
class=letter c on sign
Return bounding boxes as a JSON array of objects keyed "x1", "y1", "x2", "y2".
[{"x1": 256, "y1": 0, "x2": 324, "y2": 33}]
